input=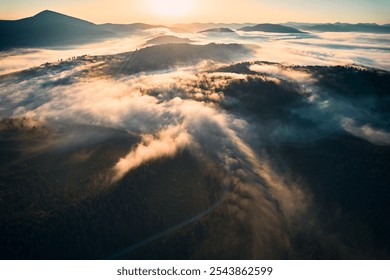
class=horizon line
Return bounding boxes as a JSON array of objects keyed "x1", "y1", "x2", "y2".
[{"x1": 1, "y1": 9, "x2": 389, "y2": 26}]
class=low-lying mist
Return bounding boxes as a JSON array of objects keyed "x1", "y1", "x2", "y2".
[{"x1": 2, "y1": 26, "x2": 390, "y2": 75}]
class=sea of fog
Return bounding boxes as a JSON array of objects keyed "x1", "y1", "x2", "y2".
[
  {"x1": 1, "y1": 28, "x2": 390, "y2": 75},
  {"x1": 1, "y1": 26, "x2": 389, "y2": 259}
]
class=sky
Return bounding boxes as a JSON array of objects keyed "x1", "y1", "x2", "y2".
[{"x1": 0, "y1": 0, "x2": 389, "y2": 24}]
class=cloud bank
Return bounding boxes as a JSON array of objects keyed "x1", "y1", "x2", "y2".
[{"x1": 1, "y1": 27, "x2": 389, "y2": 259}]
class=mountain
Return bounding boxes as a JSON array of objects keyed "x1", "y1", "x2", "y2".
[
  {"x1": 1, "y1": 61, "x2": 389, "y2": 259},
  {"x1": 169, "y1": 23, "x2": 220, "y2": 33},
  {"x1": 110, "y1": 43, "x2": 253, "y2": 74},
  {"x1": 169, "y1": 23, "x2": 252, "y2": 33},
  {"x1": 0, "y1": 10, "x2": 117, "y2": 49},
  {"x1": 239, "y1": 23, "x2": 305, "y2": 33},
  {"x1": 199, "y1": 28, "x2": 235, "y2": 33},
  {"x1": 99, "y1": 23, "x2": 163, "y2": 34},
  {"x1": 302, "y1": 23, "x2": 390, "y2": 33},
  {"x1": 283, "y1": 22, "x2": 320, "y2": 28},
  {"x1": 145, "y1": 35, "x2": 194, "y2": 45}
]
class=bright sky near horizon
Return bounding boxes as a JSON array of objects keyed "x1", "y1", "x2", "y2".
[{"x1": 0, "y1": 0, "x2": 389, "y2": 24}]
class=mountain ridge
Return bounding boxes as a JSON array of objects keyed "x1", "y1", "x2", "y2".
[
  {"x1": 198, "y1": 27, "x2": 235, "y2": 33},
  {"x1": 301, "y1": 22, "x2": 390, "y2": 33},
  {"x1": 1, "y1": 10, "x2": 389, "y2": 50},
  {"x1": 239, "y1": 23, "x2": 305, "y2": 33}
]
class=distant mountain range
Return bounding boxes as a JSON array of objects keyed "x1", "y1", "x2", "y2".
[
  {"x1": 1, "y1": 10, "x2": 389, "y2": 50},
  {"x1": 284, "y1": 22, "x2": 390, "y2": 33},
  {"x1": 99, "y1": 23, "x2": 162, "y2": 34},
  {"x1": 301, "y1": 23, "x2": 390, "y2": 33},
  {"x1": 239, "y1": 24, "x2": 305, "y2": 33},
  {"x1": 169, "y1": 23, "x2": 251, "y2": 33}
]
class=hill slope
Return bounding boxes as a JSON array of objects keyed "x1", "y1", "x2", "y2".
[
  {"x1": 111, "y1": 43, "x2": 253, "y2": 74},
  {"x1": 199, "y1": 28, "x2": 235, "y2": 33},
  {"x1": 239, "y1": 23, "x2": 305, "y2": 33},
  {"x1": 145, "y1": 35, "x2": 194, "y2": 45}
]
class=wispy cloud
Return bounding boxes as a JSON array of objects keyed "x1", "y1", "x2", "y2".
[
  {"x1": 342, "y1": 118, "x2": 390, "y2": 145},
  {"x1": 113, "y1": 124, "x2": 191, "y2": 182}
]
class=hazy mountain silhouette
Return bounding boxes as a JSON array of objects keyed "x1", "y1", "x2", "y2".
[
  {"x1": 99, "y1": 23, "x2": 164, "y2": 34},
  {"x1": 169, "y1": 23, "x2": 221, "y2": 33},
  {"x1": 169, "y1": 23, "x2": 251, "y2": 33},
  {"x1": 145, "y1": 35, "x2": 194, "y2": 46},
  {"x1": 198, "y1": 27, "x2": 235, "y2": 33},
  {"x1": 0, "y1": 10, "x2": 117, "y2": 49},
  {"x1": 284, "y1": 22, "x2": 318, "y2": 28},
  {"x1": 303, "y1": 23, "x2": 390, "y2": 33},
  {"x1": 239, "y1": 23, "x2": 305, "y2": 33}
]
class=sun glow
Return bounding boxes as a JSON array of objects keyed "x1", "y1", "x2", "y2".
[{"x1": 148, "y1": 0, "x2": 195, "y2": 19}]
